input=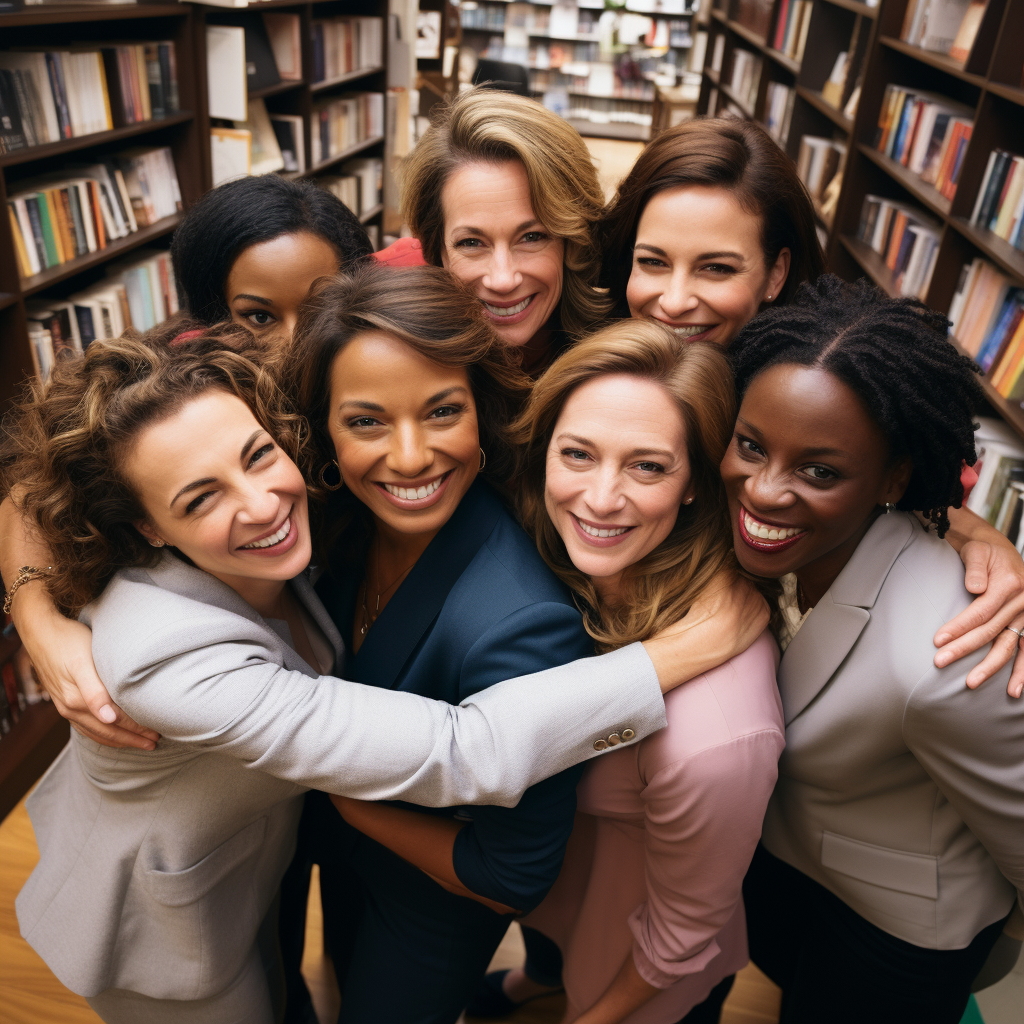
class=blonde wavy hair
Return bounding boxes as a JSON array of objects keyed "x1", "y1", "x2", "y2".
[
  {"x1": 398, "y1": 88, "x2": 611, "y2": 341},
  {"x1": 514, "y1": 319, "x2": 740, "y2": 649},
  {"x1": 0, "y1": 327, "x2": 306, "y2": 614}
]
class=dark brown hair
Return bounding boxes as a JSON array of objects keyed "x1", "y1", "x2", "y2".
[
  {"x1": 515, "y1": 319, "x2": 742, "y2": 649},
  {"x1": 282, "y1": 262, "x2": 533, "y2": 573},
  {"x1": 0, "y1": 326, "x2": 305, "y2": 614},
  {"x1": 599, "y1": 117, "x2": 826, "y2": 314}
]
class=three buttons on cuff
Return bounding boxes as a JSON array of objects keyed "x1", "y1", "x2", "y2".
[{"x1": 594, "y1": 728, "x2": 636, "y2": 751}]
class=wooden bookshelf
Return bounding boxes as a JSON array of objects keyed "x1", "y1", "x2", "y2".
[{"x1": 0, "y1": 0, "x2": 393, "y2": 819}]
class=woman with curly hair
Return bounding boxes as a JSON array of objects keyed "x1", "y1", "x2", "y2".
[
  {"x1": 5, "y1": 322, "x2": 682, "y2": 1024},
  {"x1": 723, "y1": 276, "x2": 1024, "y2": 1023}
]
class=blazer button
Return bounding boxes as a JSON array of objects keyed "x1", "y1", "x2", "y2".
[
  {"x1": 607, "y1": 733, "x2": 621, "y2": 745},
  {"x1": 594, "y1": 739, "x2": 609, "y2": 751},
  {"x1": 621, "y1": 728, "x2": 635, "y2": 741}
]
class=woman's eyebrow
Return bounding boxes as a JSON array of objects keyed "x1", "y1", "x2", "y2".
[
  {"x1": 633, "y1": 243, "x2": 668, "y2": 258},
  {"x1": 171, "y1": 477, "x2": 215, "y2": 509},
  {"x1": 232, "y1": 293, "x2": 274, "y2": 306},
  {"x1": 424, "y1": 386, "x2": 468, "y2": 406},
  {"x1": 338, "y1": 400, "x2": 385, "y2": 412}
]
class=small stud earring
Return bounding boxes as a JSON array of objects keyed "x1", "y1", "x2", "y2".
[
  {"x1": 150, "y1": 539, "x2": 165, "y2": 548},
  {"x1": 683, "y1": 496, "x2": 694, "y2": 505},
  {"x1": 884, "y1": 502, "x2": 896, "y2": 514},
  {"x1": 766, "y1": 294, "x2": 773, "y2": 301}
]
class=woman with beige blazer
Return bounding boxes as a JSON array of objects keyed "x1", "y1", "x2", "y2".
[
  {"x1": 3, "y1": 331, "x2": 765, "y2": 1023},
  {"x1": 720, "y1": 276, "x2": 1024, "y2": 1024}
]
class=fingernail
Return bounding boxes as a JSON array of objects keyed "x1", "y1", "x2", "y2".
[
  {"x1": 935, "y1": 653, "x2": 951, "y2": 667},
  {"x1": 1015, "y1": 685, "x2": 1023, "y2": 699},
  {"x1": 935, "y1": 634, "x2": 950, "y2": 645},
  {"x1": 98, "y1": 704, "x2": 117, "y2": 724}
]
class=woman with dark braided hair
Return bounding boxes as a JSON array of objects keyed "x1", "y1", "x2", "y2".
[{"x1": 720, "y1": 276, "x2": 1024, "y2": 1024}]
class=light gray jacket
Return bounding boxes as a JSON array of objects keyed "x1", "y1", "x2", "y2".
[
  {"x1": 762, "y1": 512, "x2": 1024, "y2": 950},
  {"x1": 17, "y1": 553, "x2": 665, "y2": 999}
]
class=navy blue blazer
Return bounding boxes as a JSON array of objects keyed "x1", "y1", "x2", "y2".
[{"x1": 316, "y1": 480, "x2": 594, "y2": 912}]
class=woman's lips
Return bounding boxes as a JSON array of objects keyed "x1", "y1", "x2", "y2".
[
  {"x1": 737, "y1": 506, "x2": 807, "y2": 553},
  {"x1": 480, "y1": 294, "x2": 536, "y2": 326},
  {"x1": 570, "y1": 513, "x2": 636, "y2": 548},
  {"x1": 374, "y1": 470, "x2": 453, "y2": 510},
  {"x1": 652, "y1": 319, "x2": 718, "y2": 343},
  {"x1": 238, "y1": 512, "x2": 300, "y2": 557}
]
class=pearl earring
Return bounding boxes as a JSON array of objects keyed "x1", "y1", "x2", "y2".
[
  {"x1": 150, "y1": 539, "x2": 165, "y2": 548},
  {"x1": 683, "y1": 496, "x2": 694, "y2": 505}
]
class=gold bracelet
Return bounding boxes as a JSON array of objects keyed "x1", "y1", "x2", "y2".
[{"x1": 3, "y1": 565, "x2": 53, "y2": 616}]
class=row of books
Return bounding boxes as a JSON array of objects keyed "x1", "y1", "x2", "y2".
[
  {"x1": 797, "y1": 136, "x2": 846, "y2": 207},
  {"x1": 874, "y1": 85, "x2": 973, "y2": 200},
  {"x1": 8, "y1": 146, "x2": 182, "y2": 281},
  {"x1": 503, "y1": 3, "x2": 601, "y2": 39},
  {"x1": 210, "y1": 100, "x2": 306, "y2": 186},
  {"x1": 854, "y1": 195, "x2": 940, "y2": 301},
  {"x1": 565, "y1": 97, "x2": 653, "y2": 127},
  {"x1": 462, "y1": 5, "x2": 509, "y2": 30},
  {"x1": 320, "y1": 157, "x2": 383, "y2": 219},
  {"x1": 0, "y1": 625, "x2": 46, "y2": 744},
  {"x1": 530, "y1": 68, "x2": 655, "y2": 100},
  {"x1": 0, "y1": 43, "x2": 179, "y2": 154},
  {"x1": 763, "y1": 82, "x2": 795, "y2": 144},
  {"x1": 311, "y1": 92, "x2": 384, "y2": 168},
  {"x1": 970, "y1": 150, "x2": 1024, "y2": 251},
  {"x1": 25, "y1": 248, "x2": 179, "y2": 381},
  {"x1": 772, "y1": 0, "x2": 813, "y2": 62},
  {"x1": 311, "y1": 16, "x2": 384, "y2": 83},
  {"x1": 967, "y1": 418, "x2": 1024, "y2": 546},
  {"x1": 727, "y1": 49, "x2": 761, "y2": 111},
  {"x1": 950, "y1": 258, "x2": 1024, "y2": 395},
  {"x1": 901, "y1": 0, "x2": 987, "y2": 62}
]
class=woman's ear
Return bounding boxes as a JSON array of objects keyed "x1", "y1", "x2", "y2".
[
  {"x1": 882, "y1": 458, "x2": 913, "y2": 506},
  {"x1": 766, "y1": 248, "x2": 791, "y2": 302},
  {"x1": 134, "y1": 520, "x2": 166, "y2": 548}
]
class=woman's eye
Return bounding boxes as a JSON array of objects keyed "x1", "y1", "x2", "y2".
[
  {"x1": 428, "y1": 404, "x2": 462, "y2": 420},
  {"x1": 804, "y1": 465, "x2": 838, "y2": 481},
  {"x1": 737, "y1": 436, "x2": 765, "y2": 457},
  {"x1": 244, "y1": 310, "x2": 275, "y2": 327},
  {"x1": 702, "y1": 263, "x2": 737, "y2": 275},
  {"x1": 185, "y1": 491, "x2": 214, "y2": 514},
  {"x1": 562, "y1": 448, "x2": 590, "y2": 462},
  {"x1": 453, "y1": 237, "x2": 484, "y2": 249},
  {"x1": 348, "y1": 416, "x2": 382, "y2": 428},
  {"x1": 247, "y1": 442, "x2": 275, "y2": 468},
  {"x1": 635, "y1": 256, "x2": 667, "y2": 269},
  {"x1": 634, "y1": 462, "x2": 664, "y2": 474},
  {"x1": 521, "y1": 231, "x2": 547, "y2": 244}
]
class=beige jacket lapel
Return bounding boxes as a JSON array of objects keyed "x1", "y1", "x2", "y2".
[{"x1": 779, "y1": 513, "x2": 916, "y2": 725}]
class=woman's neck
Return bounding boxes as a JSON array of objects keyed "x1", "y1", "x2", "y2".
[
  {"x1": 214, "y1": 574, "x2": 290, "y2": 620},
  {"x1": 794, "y1": 512, "x2": 882, "y2": 609},
  {"x1": 521, "y1": 326, "x2": 555, "y2": 376},
  {"x1": 593, "y1": 572, "x2": 625, "y2": 613}
]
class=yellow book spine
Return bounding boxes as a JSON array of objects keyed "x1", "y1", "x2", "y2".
[{"x1": 9, "y1": 205, "x2": 33, "y2": 278}]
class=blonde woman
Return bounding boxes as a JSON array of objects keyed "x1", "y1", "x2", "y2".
[
  {"x1": 375, "y1": 88, "x2": 609, "y2": 373},
  {"x1": 470, "y1": 320, "x2": 785, "y2": 1024}
]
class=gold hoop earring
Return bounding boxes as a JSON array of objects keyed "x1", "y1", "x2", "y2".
[
  {"x1": 319, "y1": 460, "x2": 344, "y2": 491},
  {"x1": 479, "y1": 447, "x2": 487, "y2": 471}
]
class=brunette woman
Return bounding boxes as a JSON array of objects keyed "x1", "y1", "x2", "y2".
[
  {"x1": 599, "y1": 116, "x2": 1024, "y2": 693},
  {"x1": 724, "y1": 277, "x2": 1023, "y2": 1023},
  {"x1": 467, "y1": 321, "x2": 784, "y2": 1024},
  {"x1": 383, "y1": 88, "x2": 610, "y2": 373}
]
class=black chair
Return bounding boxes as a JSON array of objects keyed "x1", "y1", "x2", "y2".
[{"x1": 471, "y1": 59, "x2": 530, "y2": 96}]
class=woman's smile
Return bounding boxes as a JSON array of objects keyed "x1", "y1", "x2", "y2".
[
  {"x1": 736, "y1": 505, "x2": 807, "y2": 552},
  {"x1": 571, "y1": 513, "x2": 636, "y2": 547},
  {"x1": 481, "y1": 295, "x2": 536, "y2": 323},
  {"x1": 376, "y1": 470, "x2": 454, "y2": 509},
  {"x1": 237, "y1": 511, "x2": 299, "y2": 555}
]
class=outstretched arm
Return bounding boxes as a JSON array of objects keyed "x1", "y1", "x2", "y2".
[
  {"x1": 930, "y1": 506, "x2": 1024, "y2": 697},
  {"x1": 0, "y1": 495, "x2": 157, "y2": 749}
]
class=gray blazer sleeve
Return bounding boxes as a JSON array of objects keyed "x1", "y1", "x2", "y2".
[
  {"x1": 905, "y1": 656, "x2": 1024, "y2": 900},
  {"x1": 95, "y1": 616, "x2": 666, "y2": 808}
]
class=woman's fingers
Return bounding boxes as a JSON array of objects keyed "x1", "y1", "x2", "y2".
[{"x1": 935, "y1": 541, "x2": 1024, "y2": 648}]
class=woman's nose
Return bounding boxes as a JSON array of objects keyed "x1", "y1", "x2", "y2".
[
  {"x1": 482, "y1": 247, "x2": 522, "y2": 294},
  {"x1": 387, "y1": 422, "x2": 432, "y2": 477},
  {"x1": 237, "y1": 485, "x2": 281, "y2": 524},
  {"x1": 659, "y1": 271, "x2": 700, "y2": 318},
  {"x1": 585, "y1": 471, "x2": 627, "y2": 517},
  {"x1": 747, "y1": 467, "x2": 793, "y2": 510}
]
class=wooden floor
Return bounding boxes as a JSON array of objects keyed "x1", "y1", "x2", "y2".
[{"x1": 0, "y1": 792, "x2": 781, "y2": 1024}]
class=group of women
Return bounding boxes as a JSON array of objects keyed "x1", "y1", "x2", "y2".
[{"x1": 2, "y1": 89, "x2": 1023, "y2": 1024}]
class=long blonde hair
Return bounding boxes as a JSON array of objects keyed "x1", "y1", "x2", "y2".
[
  {"x1": 399, "y1": 88, "x2": 611, "y2": 341},
  {"x1": 515, "y1": 320, "x2": 739, "y2": 649}
]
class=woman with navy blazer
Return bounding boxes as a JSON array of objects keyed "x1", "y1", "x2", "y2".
[{"x1": 280, "y1": 265, "x2": 596, "y2": 1023}]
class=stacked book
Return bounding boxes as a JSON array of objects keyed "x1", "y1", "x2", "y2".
[
  {"x1": 728, "y1": 49, "x2": 761, "y2": 111},
  {"x1": 733, "y1": 0, "x2": 776, "y2": 40},
  {"x1": 901, "y1": 0, "x2": 988, "y2": 61},
  {"x1": 970, "y1": 150, "x2": 1024, "y2": 251},
  {"x1": 772, "y1": 0, "x2": 813, "y2": 62},
  {"x1": 966, "y1": 418, "x2": 1024, "y2": 544},
  {"x1": 8, "y1": 147, "x2": 182, "y2": 280},
  {"x1": 320, "y1": 157, "x2": 383, "y2": 218},
  {"x1": 797, "y1": 136, "x2": 846, "y2": 205},
  {"x1": 25, "y1": 248, "x2": 179, "y2": 380},
  {"x1": 0, "y1": 43, "x2": 179, "y2": 152},
  {"x1": 311, "y1": 92, "x2": 384, "y2": 167},
  {"x1": 949, "y1": 257, "x2": 1024, "y2": 394},
  {"x1": 855, "y1": 195, "x2": 940, "y2": 300},
  {"x1": 874, "y1": 85, "x2": 973, "y2": 200},
  {"x1": 764, "y1": 82, "x2": 795, "y2": 144},
  {"x1": 311, "y1": 16, "x2": 384, "y2": 83}
]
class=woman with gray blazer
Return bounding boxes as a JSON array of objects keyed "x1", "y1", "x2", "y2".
[
  {"x1": 3, "y1": 333, "x2": 763, "y2": 1023},
  {"x1": 720, "y1": 277, "x2": 1024, "y2": 1024}
]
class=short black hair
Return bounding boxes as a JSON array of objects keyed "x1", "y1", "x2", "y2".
[
  {"x1": 729, "y1": 274, "x2": 985, "y2": 537},
  {"x1": 170, "y1": 176, "x2": 374, "y2": 324}
]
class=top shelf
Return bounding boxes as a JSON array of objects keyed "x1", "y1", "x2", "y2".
[
  {"x1": 710, "y1": 10, "x2": 801, "y2": 74},
  {"x1": 0, "y1": 3, "x2": 185, "y2": 26},
  {"x1": 879, "y1": 36, "x2": 987, "y2": 88},
  {"x1": 819, "y1": 0, "x2": 878, "y2": 16}
]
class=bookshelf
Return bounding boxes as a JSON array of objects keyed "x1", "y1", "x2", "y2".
[{"x1": 0, "y1": 0, "x2": 392, "y2": 821}]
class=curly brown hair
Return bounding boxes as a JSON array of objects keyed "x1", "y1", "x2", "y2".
[
  {"x1": 398, "y1": 88, "x2": 612, "y2": 341},
  {"x1": 0, "y1": 326, "x2": 307, "y2": 614},
  {"x1": 514, "y1": 319, "x2": 746, "y2": 650},
  {"x1": 281, "y1": 262, "x2": 534, "y2": 575}
]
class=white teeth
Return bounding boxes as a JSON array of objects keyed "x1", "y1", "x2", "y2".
[
  {"x1": 670, "y1": 325, "x2": 708, "y2": 338},
  {"x1": 384, "y1": 477, "x2": 443, "y2": 500},
  {"x1": 579, "y1": 520, "x2": 629, "y2": 539},
  {"x1": 483, "y1": 296, "x2": 531, "y2": 317},
  {"x1": 743, "y1": 510, "x2": 803, "y2": 541},
  {"x1": 242, "y1": 518, "x2": 290, "y2": 549}
]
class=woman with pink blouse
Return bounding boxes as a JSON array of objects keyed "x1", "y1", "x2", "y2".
[{"x1": 470, "y1": 319, "x2": 784, "y2": 1024}]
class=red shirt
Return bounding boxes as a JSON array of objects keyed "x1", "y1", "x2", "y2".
[{"x1": 373, "y1": 237, "x2": 427, "y2": 267}]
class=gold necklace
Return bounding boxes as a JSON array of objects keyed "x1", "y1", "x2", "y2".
[{"x1": 359, "y1": 539, "x2": 417, "y2": 636}]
